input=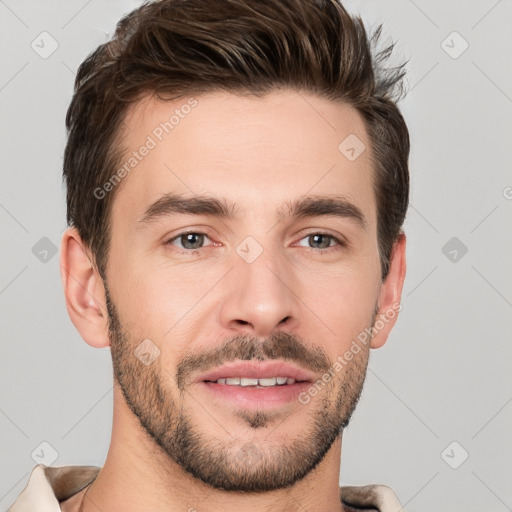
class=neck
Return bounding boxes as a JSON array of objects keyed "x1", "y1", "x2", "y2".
[{"x1": 80, "y1": 386, "x2": 345, "y2": 512}]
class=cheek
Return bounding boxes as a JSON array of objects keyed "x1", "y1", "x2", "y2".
[
  {"x1": 299, "y1": 261, "x2": 380, "y2": 354},
  {"x1": 109, "y1": 247, "x2": 214, "y2": 356},
  {"x1": 106, "y1": 244, "x2": 167, "y2": 337}
]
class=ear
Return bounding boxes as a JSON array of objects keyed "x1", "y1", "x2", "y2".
[
  {"x1": 60, "y1": 227, "x2": 110, "y2": 348},
  {"x1": 370, "y1": 232, "x2": 407, "y2": 349}
]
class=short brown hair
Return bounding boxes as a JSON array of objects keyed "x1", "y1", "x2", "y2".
[{"x1": 63, "y1": 0, "x2": 409, "y2": 281}]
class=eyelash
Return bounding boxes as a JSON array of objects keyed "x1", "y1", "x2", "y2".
[{"x1": 164, "y1": 231, "x2": 345, "y2": 255}]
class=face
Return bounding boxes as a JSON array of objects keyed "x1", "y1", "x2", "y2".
[{"x1": 103, "y1": 90, "x2": 385, "y2": 492}]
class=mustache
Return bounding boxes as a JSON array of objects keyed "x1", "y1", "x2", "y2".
[{"x1": 175, "y1": 331, "x2": 332, "y2": 390}]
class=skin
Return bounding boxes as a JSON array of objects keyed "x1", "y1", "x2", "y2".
[{"x1": 60, "y1": 89, "x2": 406, "y2": 512}]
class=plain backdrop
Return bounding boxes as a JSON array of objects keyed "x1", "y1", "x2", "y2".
[{"x1": 1, "y1": 1, "x2": 511, "y2": 511}]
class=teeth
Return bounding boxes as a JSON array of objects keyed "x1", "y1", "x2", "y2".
[
  {"x1": 259, "y1": 377, "x2": 278, "y2": 387},
  {"x1": 214, "y1": 377, "x2": 296, "y2": 387},
  {"x1": 240, "y1": 378, "x2": 258, "y2": 386}
]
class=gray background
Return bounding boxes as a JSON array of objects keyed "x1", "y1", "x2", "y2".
[{"x1": 1, "y1": 1, "x2": 511, "y2": 511}]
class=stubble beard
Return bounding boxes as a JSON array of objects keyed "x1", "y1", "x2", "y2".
[{"x1": 105, "y1": 284, "x2": 372, "y2": 493}]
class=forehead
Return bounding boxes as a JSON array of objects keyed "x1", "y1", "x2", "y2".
[{"x1": 110, "y1": 89, "x2": 375, "y2": 228}]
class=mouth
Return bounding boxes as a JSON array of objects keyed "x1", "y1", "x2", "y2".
[
  {"x1": 195, "y1": 360, "x2": 315, "y2": 385},
  {"x1": 204, "y1": 376, "x2": 303, "y2": 387},
  {"x1": 195, "y1": 360, "x2": 315, "y2": 409}
]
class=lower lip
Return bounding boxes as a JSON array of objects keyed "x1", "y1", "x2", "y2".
[{"x1": 199, "y1": 381, "x2": 311, "y2": 409}]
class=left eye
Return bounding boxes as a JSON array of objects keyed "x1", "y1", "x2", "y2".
[
  {"x1": 166, "y1": 232, "x2": 213, "y2": 251},
  {"x1": 295, "y1": 233, "x2": 342, "y2": 250}
]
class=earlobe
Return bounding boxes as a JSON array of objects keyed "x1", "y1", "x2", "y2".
[
  {"x1": 370, "y1": 233, "x2": 407, "y2": 349},
  {"x1": 60, "y1": 227, "x2": 110, "y2": 349}
]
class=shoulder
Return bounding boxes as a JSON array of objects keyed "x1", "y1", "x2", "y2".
[
  {"x1": 7, "y1": 464, "x2": 101, "y2": 511},
  {"x1": 341, "y1": 484, "x2": 405, "y2": 512}
]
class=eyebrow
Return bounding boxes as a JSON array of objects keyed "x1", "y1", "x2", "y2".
[{"x1": 136, "y1": 192, "x2": 367, "y2": 229}]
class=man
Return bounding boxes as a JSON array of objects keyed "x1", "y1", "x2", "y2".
[{"x1": 9, "y1": 0, "x2": 409, "y2": 510}]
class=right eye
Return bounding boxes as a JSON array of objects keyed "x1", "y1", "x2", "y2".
[{"x1": 165, "y1": 232, "x2": 214, "y2": 252}]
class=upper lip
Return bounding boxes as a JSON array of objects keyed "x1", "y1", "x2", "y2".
[{"x1": 196, "y1": 361, "x2": 316, "y2": 383}]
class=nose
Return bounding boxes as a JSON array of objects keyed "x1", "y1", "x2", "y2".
[{"x1": 219, "y1": 242, "x2": 300, "y2": 338}]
